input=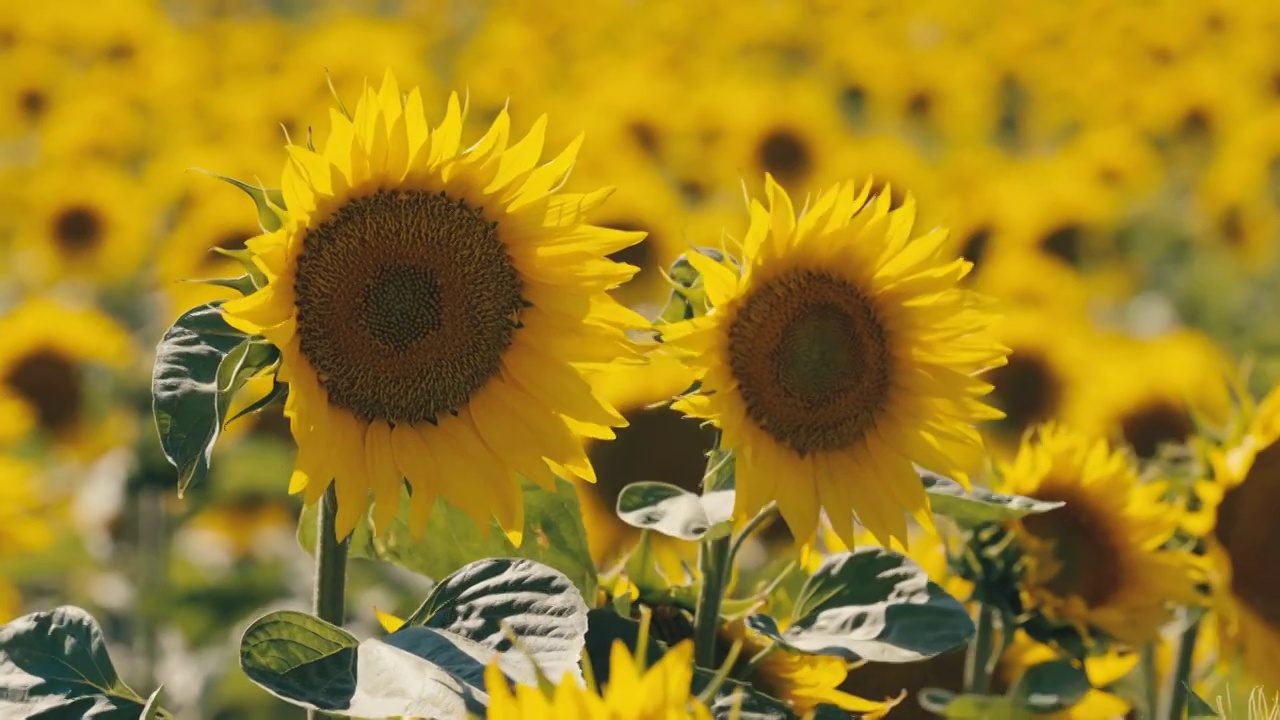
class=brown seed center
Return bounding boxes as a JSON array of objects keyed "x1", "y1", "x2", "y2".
[
  {"x1": 53, "y1": 206, "x2": 104, "y2": 254},
  {"x1": 293, "y1": 189, "x2": 523, "y2": 424},
  {"x1": 1021, "y1": 488, "x2": 1123, "y2": 606},
  {"x1": 5, "y1": 349, "x2": 82, "y2": 435},
  {"x1": 1215, "y1": 439, "x2": 1280, "y2": 631},
  {"x1": 728, "y1": 269, "x2": 890, "y2": 456}
]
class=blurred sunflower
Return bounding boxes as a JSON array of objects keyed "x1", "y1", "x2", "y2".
[
  {"x1": 0, "y1": 43, "x2": 67, "y2": 136},
  {"x1": 1194, "y1": 383, "x2": 1280, "y2": 694},
  {"x1": 484, "y1": 640, "x2": 711, "y2": 720},
  {"x1": 14, "y1": 161, "x2": 152, "y2": 286},
  {"x1": 1079, "y1": 330, "x2": 1232, "y2": 460},
  {"x1": 222, "y1": 71, "x2": 645, "y2": 541},
  {"x1": 664, "y1": 177, "x2": 1006, "y2": 547},
  {"x1": 999, "y1": 424, "x2": 1202, "y2": 646},
  {"x1": 982, "y1": 308, "x2": 1093, "y2": 453},
  {"x1": 0, "y1": 298, "x2": 133, "y2": 454},
  {"x1": 0, "y1": 455, "x2": 56, "y2": 622},
  {"x1": 181, "y1": 494, "x2": 296, "y2": 562},
  {"x1": 578, "y1": 357, "x2": 715, "y2": 577},
  {"x1": 719, "y1": 620, "x2": 902, "y2": 718},
  {"x1": 157, "y1": 189, "x2": 265, "y2": 321},
  {"x1": 589, "y1": 170, "x2": 694, "y2": 310}
]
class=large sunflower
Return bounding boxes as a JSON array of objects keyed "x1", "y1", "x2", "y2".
[
  {"x1": 999, "y1": 424, "x2": 1202, "y2": 645},
  {"x1": 578, "y1": 357, "x2": 716, "y2": 577},
  {"x1": 0, "y1": 298, "x2": 133, "y2": 454},
  {"x1": 1196, "y1": 382, "x2": 1280, "y2": 694},
  {"x1": 221, "y1": 71, "x2": 645, "y2": 541},
  {"x1": 663, "y1": 176, "x2": 1006, "y2": 547}
]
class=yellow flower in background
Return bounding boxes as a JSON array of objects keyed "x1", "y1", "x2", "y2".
[
  {"x1": 996, "y1": 631, "x2": 1137, "y2": 720},
  {"x1": 483, "y1": 640, "x2": 713, "y2": 720},
  {"x1": 13, "y1": 160, "x2": 152, "y2": 286},
  {"x1": 0, "y1": 298, "x2": 133, "y2": 454},
  {"x1": 1196, "y1": 382, "x2": 1280, "y2": 696},
  {"x1": 1000, "y1": 424, "x2": 1202, "y2": 646},
  {"x1": 719, "y1": 620, "x2": 901, "y2": 718},
  {"x1": 663, "y1": 176, "x2": 1007, "y2": 547},
  {"x1": 0, "y1": 456, "x2": 57, "y2": 623},
  {"x1": 1078, "y1": 329, "x2": 1233, "y2": 460},
  {"x1": 578, "y1": 357, "x2": 714, "y2": 578},
  {"x1": 157, "y1": 187, "x2": 265, "y2": 321},
  {"x1": 222, "y1": 71, "x2": 646, "y2": 541}
]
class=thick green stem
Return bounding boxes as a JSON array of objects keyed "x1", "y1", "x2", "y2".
[
  {"x1": 693, "y1": 534, "x2": 731, "y2": 669},
  {"x1": 963, "y1": 603, "x2": 998, "y2": 694},
  {"x1": 136, "y1": 488, "x2": 167, "y2": 690},
  {"x1": 1162, "y1": 616, "x2": 1201, "y2": 720},
  {"x1": 1141, "y1": 643, "x2": 1160, "y2": 720},
  {"x1": 308, "y1": 485, "x2": 350, "y2": 720}
]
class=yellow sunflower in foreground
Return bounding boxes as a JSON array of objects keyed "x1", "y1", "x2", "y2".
[
  {"x1": 483, "y1": 640, "x2": 712, "y2": 720},
  {"x1": 1000, "y1": 424, "x2": 1202, "y2": 646},
  {"x1": 663, "y1": 176, "x2": 1007, "y2": 547},
  {"x1": 720, "y1": 621, "x2": 901, "y2": 718},
  {"x1": 1195, "y1": 383, "x2": 1280, "y2": 695},
  {"x1": 222, "y1": 71, "x2": 645, "y2": 541},
  {"x1": 0, "y1": 298, "x2": 133, "y2": 453}
]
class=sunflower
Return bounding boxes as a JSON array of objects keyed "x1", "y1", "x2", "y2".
[
  {"x1": 1195, "y1": 382, "x2": 1280, "y2": 695},
  {"x1": 1078, "y1": 329, "x2": 1233, "y2": 461},
  {"x1": 578, "y1": 357, "x2": 715, "y2": 577},
  {"x1": 663, "y1": 176, "x2": 1007, "y2": 547},
  {"x1": 14, "y1": 160, "x2": 152, "y2": 286},
  {"x1": 484, "y1": 640, "x2": 712, "y2": 720},
  {"x1": 221, "y1": 71, "x2": 645, "y2": 541},
  {"x1": 999, "y1": 424, "x2": 1202, "y2": 646},
  {"x1": 719, "y1": 620, "x2": 901, "y2": 718},
  {"x1": 0, "y1": 298, "x2": 133, "y2": 453}
]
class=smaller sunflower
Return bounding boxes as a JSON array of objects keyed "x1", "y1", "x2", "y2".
[
  {"x1": 579, "y1": 357, "x2": 716, "y2": 578},
  {"x1": 999, "y1": 424, "x2": 1202, "y2": 646},
  {"x1": 718, "y1": 620, "x2": 901, "y2": 718},
  {"x1": 1195, "y1": 382, "x2": 1280, "y2": 695},
  {"x1": 483, "y1": 639, "x2": 712, "y2": 720},
  {"x1": 14, "y1": 160, "x2": 152, "y2": 286},
  {"x1": 663, "y1": 176, "x2": 1006, "y2": 548},
  {"x1": 0, "y1": 298, "x2": 133, "y2": 454}
]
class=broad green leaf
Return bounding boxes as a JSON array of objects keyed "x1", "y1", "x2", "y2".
[
  {"x1": 348, "y1": 628, "x2": 491, "y2": 717},
  {"x1": 582, "y1": 609, "x2": 667, "y2": 688},
  {"x1": 402, "y1": 558, "x2": 589, "y2": 685},
  {"x1": 1010, "y1": 659, "x2": 1091, "y2": 714},
  {"x1": 747, "y1": 546, "x2": 974, "y2": 663},
  {"x1": 921, "y1": 471, "x2": 1064, "y2": 524},
  {"x1": 616, "y1": 481, "x2": 734, "y2": 541},
  {"x1": 239, "y1": 610, "x2": 359, "y2": 712},
  {"x1": 0, "y1": 606, "x2": 148, "y2": 719},
  {"x1": 152, "y1": 303, "x2": 278, "y2": 495},
  {"x1": 299, "y1": 479, "x2": 597, "y2": 597}
]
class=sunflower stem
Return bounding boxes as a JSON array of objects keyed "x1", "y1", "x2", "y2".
[
  {"x1": 738, "y1": 640, "x2": 779, "y2": 679},
  {"x1": 1162, "y1": 612, "x2": 1201, "y2": 720},
  {"x1": 693, "y1": 533, "x2": 732, "y2": 669},
  {"x1": 1141, "y1": 642, "x2": 1160, "y2": 720},
  {"x1": 309, "y1": 484, "x2": 350, "y2": 720},
  {"x1": 963, "y1": 603, "x2": 998, "y2": 695}
]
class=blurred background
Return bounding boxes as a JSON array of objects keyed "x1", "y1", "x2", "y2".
[{"x1": 1, "y1": 0, "x2": 1277, "y2": 716}]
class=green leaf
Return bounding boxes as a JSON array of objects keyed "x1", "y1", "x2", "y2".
[
  {"x1": 299, "y1": 478, "x2": 598, "y2": 597},
  {"x1": 402, "y1": 557, "x2": 589, "y2": 685},
  {"x1": 152, "y1": 303, "x2": 278, "y2": 495},
  {"x1": 1010, "y1": 659, "x2": 1092, "y2": 714},
  {"x1": 616, "y1": 481, "x2": 734, "y2": 541},
  {"x1": 0, "y1": 606, "x2": 148, "y2": 719},
  {"x1": 186, "y1": 274, "x2": 259, "y2": 296},
  {"x1": 692, "y1": 669, "x2": 796, "y2": 720},
  {"x1": 918, "y1": 688, "x2": 1019, "y2": 719},
  {"x1": 140, "y1": 687, "x2": 164, "y2": 719},
  {"x1": 1186, "y1": 686, "x2": 1220, "y2": 719},
  {"x1": 747, "y1": 546, "x2": 974, "y2": 662},
  {"x1": 213, "y1": 174, "x2": 285, "y2": 233},
  {"x1": 922, "y1": 471, "x2": 1064, "y2": 524},
  {"x1": 238, "y1": 610, "x2": 359, "y2": 712},
  {"x1": 225, "y1": 374, "x2": 286, "y2": 425}
]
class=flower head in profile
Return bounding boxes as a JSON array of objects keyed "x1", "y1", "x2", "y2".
[
  {"x1": 663, "y1": 176, "x2": 1006, "y2": 547},
  {"x1": 220, "y1": 71, "x2": 647, "y2": 541},
  {"x1": 1000, "y1": 424, "x2": 1202, "y2": 645}
]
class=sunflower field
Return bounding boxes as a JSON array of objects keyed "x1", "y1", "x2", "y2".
[{"x1": 3, "y1": 0, "x2": 1280, "y2": 718}]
